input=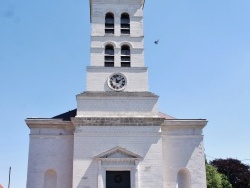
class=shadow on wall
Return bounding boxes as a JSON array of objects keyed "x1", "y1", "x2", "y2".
[
  {"x1": 44, "y1": 169, "x2": 57, "y2": 188},
  {"x1": 162, "y1": 135, "x2": 204, "y2": 186},
  {"x1": 177, "y1": 168, "x2": 191, "y2": 188},
  {"x1": 77, "y1": 160, "x2": 98, "y2": 188}
]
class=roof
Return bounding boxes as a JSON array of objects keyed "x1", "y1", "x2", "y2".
[
  {"x1": 52, "y1": 109, "x2": 76, "y2": 121},
  {"x1": 51, "y1": 109, "x2": 175, "y2": 121},
  {"x1": 158, "y1": 112, "x2": 176, "y2": 119}
]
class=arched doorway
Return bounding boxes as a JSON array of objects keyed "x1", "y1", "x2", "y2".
[{"x1": 177, "y1": 168, "x2": 191, "y2": 188}]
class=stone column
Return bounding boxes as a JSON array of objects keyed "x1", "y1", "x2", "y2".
[
  {"x1": 114, "y1": 48, "x2": 120, "y2": 67},
  {"x1": 134, "y1": 160, "x2": 139, "y2": 188},
  {"x1": 98, "y1": 160, "x2": 104, "y2": 188}
]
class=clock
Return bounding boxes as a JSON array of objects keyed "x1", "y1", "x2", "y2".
[{"x1": 107, "y1": 73, "x2": 127, "y2": 91}]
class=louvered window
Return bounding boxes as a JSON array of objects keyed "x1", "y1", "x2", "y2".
[
  {"x1": 121, "y1": 13, "x2": 130, "y2": 35},
  {"x1": 105, "y1": 45, "x2": 114, "y2": 67},
  {"x1": 105, "y1": 13, "x2": 114, "y2": 34},
  {"x1": 121, "y1": 45, "x2": 130, "y2": 67}
]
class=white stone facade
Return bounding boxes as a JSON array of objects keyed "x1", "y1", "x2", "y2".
[
  {"x1": 25, "y1": 120, "x2": 74, "y2": 188},
  {"x1": 162, "y1": 120, "x2": 207, "y2": 188},
  {"x1": 86, "y1": 67, "x2": 148, "y2": 92},
  {"x1": 76, "y1": 92, "x2": 158, "y2": 117},
  {"x1": 72, "y1": 125, "x2": 163, "y2": 188},
  {"x1": 26, "y1": 118, "x2": 207, "y2": 188},
  {"x1": 25, "y1": 0, "x2": 207, "y2": 187}
]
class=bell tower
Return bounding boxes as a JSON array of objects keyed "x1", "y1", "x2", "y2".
[
  {"x1": 76, "y1": 0, "x2": 158, "y2": 117},
  {"x1": 87, "y1": 0, "x2": 147, "y2": 92}
]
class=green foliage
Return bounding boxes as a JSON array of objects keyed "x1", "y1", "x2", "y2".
[
  {"x1": 206, "y1": 164, "x2": 232, "y2": 188},
  {"x1": 220, "y1": 173, "x2": 233, "y2": 188},
  {"x1": 206, "y1": 164, "x2": 222, "y2": 188}
]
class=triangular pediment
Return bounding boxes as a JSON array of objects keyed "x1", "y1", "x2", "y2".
[{"x1": 95, "y1": 146, "x2": 142, "y2": 159}]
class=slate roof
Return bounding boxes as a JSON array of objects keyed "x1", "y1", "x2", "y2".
[
  {"x1": 158, "y1": 112, "x2": 176, "y2": 119},
  {"x1": 51, "y1": 108, "x2": 175, "y2": 121},
  {"x1": 52, "y1": 109, "x2": 76, "y2": 121}
]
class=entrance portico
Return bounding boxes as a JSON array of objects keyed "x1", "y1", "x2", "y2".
[{"x1": 95, "y1": 147, "x2": 141, "y2": 188}]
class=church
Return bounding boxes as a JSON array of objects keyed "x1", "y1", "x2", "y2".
[{"x1": 25, "y1": 0, "x2": 207, "y2": 187}]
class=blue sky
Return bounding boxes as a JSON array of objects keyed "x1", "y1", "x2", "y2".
[{"x1": 1, "y1": 0, "x2": 250, "y2": 187}]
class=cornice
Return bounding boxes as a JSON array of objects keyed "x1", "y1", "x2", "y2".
[
  {"x1": 72, "y1": 117, "x2": 165, "y2": 127},
  {"x1": 76, "y1": 91, "x2": 158, "y2": 98},
  {"x1": 89, "y1": 0, "x2": 145, "y2": 23},
  {"x1": 91, "y1": 35, "x2": 144, "y2": 39},
  {"x1": 162, "y1": 119, "x2": 208, "y2": 128},
  {"x1": 86, "y1": 66, "x2": 148, "y2": 72},
  {"x1": 95, "y1": 146, "x2": 142, "y2": 159},
  {"x1": 25, "y1": 118, "x2": 74, "y2": 131}
]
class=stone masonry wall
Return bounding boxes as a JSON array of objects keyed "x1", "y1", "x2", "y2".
[
  {"x1": 26, "y1": 128, "x2": 74, "y2": 188},
  {"x1": 72, "y1": 125, "x2": 164, "y2": 188}
]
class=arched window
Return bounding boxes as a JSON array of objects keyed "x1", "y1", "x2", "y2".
[
  {"x1": 177, "y1": 169, "x2": 191, "y2": 188},
  {"x1": 121, "y1": 13, "x2": 130, "y2": 34},
  {"x1": 105, "y1": 45, "x2": 114, "y2": 67},
  {"x1": 105, "y1": 12, "x2": 114, "y2": 34},
  {"x1": 121, "y1": 45, "x2": 130, "y2": 67},
  {"x1": 44, "y1": 169, "x2": 57, "y2": 188}
]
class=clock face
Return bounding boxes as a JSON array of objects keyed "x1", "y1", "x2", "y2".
[{"x1": 108, "y1": 73, "x2": 127, "y2": 91}]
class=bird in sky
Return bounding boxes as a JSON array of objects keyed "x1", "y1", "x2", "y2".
[{"x1": 154, "y1": 39, "x2": 159, "y2": 44}]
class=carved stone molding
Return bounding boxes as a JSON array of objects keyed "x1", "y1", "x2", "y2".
[
  {"x1": 72, "y1": 117, "x2": 165, "y2": 126},
  {"x1": 95, "y1": 146, "x2": 141, "y2": 188}
]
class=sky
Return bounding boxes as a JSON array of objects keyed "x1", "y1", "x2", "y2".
[{"x1": 0, "y1": 0, "x2": 250, "y2": 187}]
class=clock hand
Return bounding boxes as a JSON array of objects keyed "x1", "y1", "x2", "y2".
[
  {"x1": 116, "y1": 76, "x2": 121, "y2": 82},
  {"x1": 116, "y1": 78, "x2": 120, "y2": 84},
  {"x1": 112, "y1": 80, "x2": 117, "y2": 86}
]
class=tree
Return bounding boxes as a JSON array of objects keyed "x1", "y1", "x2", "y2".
[
  {"x1": 206, "y1": 164, "x2": 232, "y2": 188},
  {"x1": 206, "y1": 164, "x2": 222, "y2": 188},
  {"x1": 211, "y1": 158, "x2": 250, "y2": 188},
  {"x1": 220, "y1": 173, "x2": 233, "y2": 188}
]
